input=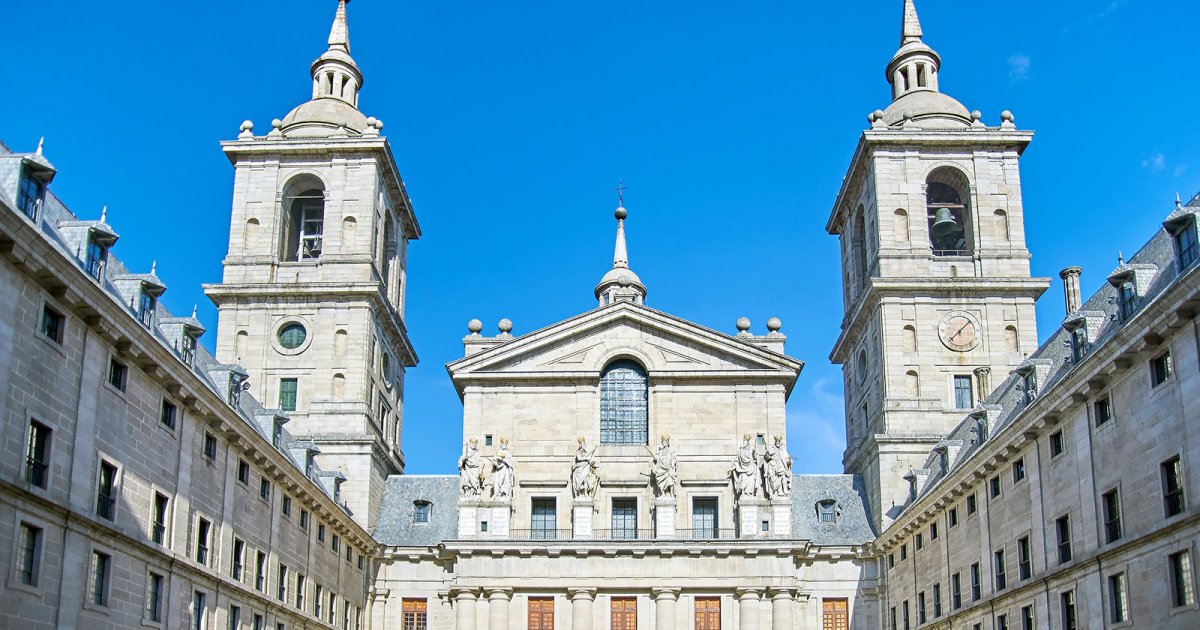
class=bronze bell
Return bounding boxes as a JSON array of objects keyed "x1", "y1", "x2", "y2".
[{"x1": 931, "y1": 207, "x2": 958, "y2": 237}]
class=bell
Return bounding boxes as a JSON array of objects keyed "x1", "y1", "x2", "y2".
[{"x1": 931, "y1": 207, "x2": 959, "y2": 237}]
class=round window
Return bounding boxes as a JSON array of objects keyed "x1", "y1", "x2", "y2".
[{"x1": 278, "y1": 323, "x2": 307, "y2": 350}]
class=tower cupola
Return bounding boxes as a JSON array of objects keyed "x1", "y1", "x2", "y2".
[
  {"x1": 311, "y1": 0, "x2": 362, "y2": 107},
  {"x1": 595, "y1": 205, "x2": 647, "y2": 307},
  {"x1": 878, "y1": 0, "x2": 971, "y2": 129}
]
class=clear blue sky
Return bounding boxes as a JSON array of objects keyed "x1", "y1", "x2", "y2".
[{"x1": 4, "y1": 1, "x2": 1197, "y2": 475}]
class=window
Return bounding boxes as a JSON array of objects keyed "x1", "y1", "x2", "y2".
[
  {"x1": 1021, "y1": 370, "x2": 1037, "y2": 404},
  {"x1": 889, "y1": 606, "x2": 897, "y2": 630},
  {"x1": 138, "y1": 290, "x2": 157, "y2": 327},
  {"x1": 917, "y1": 591, "x2": 926, "y2": 623},
  {"x1": 1018, "y1": 536, "x2": 1032, "y2": 580},
  {"x1": 902, "y1": 601, "x2": 910, "y2": 630},
  {"x1": 823, "y1": 598, "x2": 848, "y2": 630},
  {"x1": 1012, "y1": 458, "x2": 1026, "y2": 483},
  {"x1": 532, "y1": 498, "x2": 557, "y2": 539},
  {"x1": 86, "y1": 235, "x2": 108, "y2": 281},
  {"x1": 237, "y1": 460, "x2": 250, "y2": 484},
  {"x1": 279, "y1": 378, "x2": 298, "y2": 412},
  {"x1": 153, "y1": 492, "x2": 169, "y2": 544},
  {"x1": 196, "y1": 517, "x2": 211, "y2": 565},
  {"x1": 888, "y1": 554, "x2": 895, "y2": 570},
  {"x1": 932, "y1": 584, "x2": 942, "y2": 617},
  {"x1": 203, "y1": 432, "x2": 217, "y2": 459},
  {"x1": 528, "y1": 597, "x2": 554, "y2": 630},
  {"x1": 1171, "y1": 550, "x2": 1195, "y2": 607},
  {"x1": 17, "y1": 167, "x2": 46, "y2": 220},
  {"x1": 328, "y1": 591, "x2": 336, "y2": 624},
  {"x1": 1049, "y1": 430, "x2": 1064, "y2": 457},
  {"x1": 953, "y1": 375, "x2": 974, "y2": 409},
  {"x1": 232, "y1": 538, "x2": 245, "y2": 580},
  {"x1": 818, "y1": 500, "x2": 838, "y2": 524},
  {"x1": 990, "y1": 475, "x2": 1001, "y2": 499},
  {"x1": 948, "y1": 507, "x2": 958, "y2": 528},
  {"x1": 229, "y1": 605, "x2": 241, "y2": 630},
  {"x1": 1069, "y1": 326, "x2": 1088, "y2": 362},
  {"x1": 1056, "y1": 515, "x2": 1072, "y2": 563},
  {"x1": 900, "y1": 544, "x2": 907, "y2": 561},
  {"x1": 315, "y1": 585, "x2": 324, "y2": 617},
  {"x1": 951, "y1": 572, "x2": 962, "y2": 610},
  {"x1": 484, "y1": 434, "x2": 493, "y2": 446},
  {"x1": 915, "y1": 533, "x2": 923, "y2": 550},
  {"x1": 161, "y1": 399, "x2": 177, "y2": 430},
  {"x1": 40, "y1": 304, "x2": 64, "y2": 343},
  {"x1": 1173, "y1": 217, "x2": 1199, "y2": 271},
  {"x1": 259, "y1": 478, "x2": 271, "y2": 501},
  {"x1": 17, "y1": 522, "x2": 43, "y2": 587},
  {"x1": 317, "y1": 523, "x2": 326, "y2": 543},
  {"x1": 692, "y1": 497, "x2": 718, "y2": 539},
  {"x1": 1151, "y1": 351, "x2": 1173, "y2": 387},
  {"x1": 25, "y1": 420, "x2": 51, "y2": 488},
  {"x1": 926, "y1": 168, "x2": 972, "y2": 256},
  {"x1": 610, "y1": 597, "x2": 636, "y2": 630},
  {"x1": 272, "y1": 421, "x2": 283, "y2": 448},
  {"x1": 1060, "y1": 591, "x2": 1077, "y2": 630},
  {"x1": 930, "y1": 522, "x2": 938, "y2": 541},
  {"x1": 1163, "y1": 456, "x2": 1186, "y2": 517},
  {"x1": 146, "y1": 572, "x2": 164, "y2": 622},
  {"x1": 254, "y1": 614, "x2": 264, "y2": 630},
  {"x1": 996, "y1": 614, "x2": 1008, "y2": 630},
  {"x1": 182, "y1": 333, "x2": 198, "y2": 366},
  {"x1": 96, "y1": 460, "x2": 118, "y2": 520},
  {"x1": 413, "y1": 501, "x2": 431, "y2": 524},
  {"x1": 1117, "y1": 279, "x2": 1137, "y2": 320},
  {"x1": 599, "y1": 360, "x2": 649, "y2": 444},
  {"x1": 108, "y1": 357, "x2": 128, "y2": 391},
  {"x1": 332, "y1": 535, "x2": 340, "y2": 553},
  {"x1": 277, "y1": 564, "x2": 288, "y2": 601},
  {"x1": 90, "y1": 550, "x2": 111, "y2": 607},
  {"x1": 283, "y1": 187, "x2": 325, "y2": 261},
  {"x1": 192, "y1": 591, "x2": 206, "y2": 630},
  {"x1": 278, "y1": 323, "x2": 307, "y2": 350},
  {"x1": 295, "y1": 574, "x2": 305, "y2": 609},
  {"x1": 1109, "y1": 573, "x2": 1128, "y2": 622},
  {"x1": 1021, "y1": 605, "x2": 1034, "y2": 630},
  {"x1": 300, "y1": 509, "x2": 309, "y2": 530},
  {"x1": 282, "y1": 495, "x2": 292, "y2": 517},
  {"x1": 255, "y1": 551, "x2": 266, "y2": 592},
  {"x1": 1094, "y1": 396, "x2": 1113, "y2": 426},
  {"x1": 994, "y1": 549, "x2": 1007, "y2": 590},
  {"x1": 1103, "y1": 489, "x2": 1123, "y2": 543},
  {"x1": 966, "y1": 493, "x2": 977, "y2": 515},
  {"x1": 612, "y1": 498, "x2": 638, "y2": 539}
]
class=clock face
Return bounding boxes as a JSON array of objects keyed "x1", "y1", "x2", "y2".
[{"x1": 939, "y1": 312, "x2": 980, "y2": 352}]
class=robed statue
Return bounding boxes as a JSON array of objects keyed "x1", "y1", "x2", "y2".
[
  {"x1": 571, "y1": 436, "x2": 600, "y2": 499},
  {"x1": 650, "y1": 434, "x2": 678, "y2": 498},
  {"x1": 458, "y1": 438, "x2": 484, "y2": 498},
  {"x1": 731, "y1": 433, "x2": 760, "y2": 499},
  {"x1": 762, "y1": 434, "x2": 793, "y2": 499},
  {"x1": 490, "y1": 437, "x2": 515, "y2": 499}
]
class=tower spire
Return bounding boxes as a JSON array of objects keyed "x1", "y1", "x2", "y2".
[
  {"x1": 328, "y1": 0, "x2": 351, "y2": 53},
  {"x1": 594, "y1": 195, "x2": 646, "y2": 306},
  {"x1": 901, "y1": 0, "x2": 923, "y2": 44},
  {"x1": 613, "y1": 205, "x2": 629, "y2": 269},
  {"x1": 309, "y1": 0, "x2": 363, "y2": 107}
]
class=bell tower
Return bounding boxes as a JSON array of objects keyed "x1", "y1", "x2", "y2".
[
  {"x1": 826, "y1": 0, "x2": 1050, "y2": 529},
  {"x1": 204, "y1": 0, "x2": 419, "y2": 529}
]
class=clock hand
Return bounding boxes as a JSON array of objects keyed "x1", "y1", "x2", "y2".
[{"x1": 952, "y1": 322, "x2": 970, "y2": 339}]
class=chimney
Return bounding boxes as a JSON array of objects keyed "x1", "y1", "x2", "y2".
[{"x1": 1059, "y1": 266, "x2": 1083, "y2": 314}]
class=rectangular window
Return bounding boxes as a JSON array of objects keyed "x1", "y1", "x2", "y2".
[
  {"x1": 903, "y1": 601, "x2": 910, "y2": 630},
  {"x1": 996, "y1": 614, "x2": 1008, "y2": 630},
  {"x1": 86, "y1": 237, "x2": 107, "y2": 281},
  {"x1": 255, "y1": 551, "x2": 266, "y2": 592},
  {"x1": 228, "y1": 605, "x2": 241, "y2": 630},
  {"x1": 1176, "y1": 219, "x2": 1199, "y2": 271},
  {"x1": 532, "y1": 498, "x2": 557, "y2": 539},
  {"x1": 332, "y1": 534, "x2": 340, "y2": 553},
  {"x1": 138, "y1": 291, "x2": 156, "y2": 327},
  {"x1": 232, "y1": 538, "x2": 245, "y2": 581},
  {"x1": 192, "y1": 591, "x2": 206, "y2": 630},
  {"x1": 915, "y1": 533, "x2": 923, "y2": 550},
  {"x1": 196, "y1": 517, "x2": 211, "y2": 565},
  {"x1": 888, "y1": 554, "x2": 895, "y2": 569},
  {"x1": 413, "y1": 501, "x2": 430, "y2": 524},
  {"x1": 970, "y1": 562, "x2": 981, "y2": 600},
  {"x1": 41, "y1": 304, "x2": 64, "y2": 343},
  {"x1": 295, "y1": 574, "x2": 305, "y2": 609},
  {"x1": 96, "y1": 460, "x2": 118, "y2": 520},
  {"x1": 237, "y1": 460, "x2": 250, "y2": 484},
  {"x1": 108, "y1": 357, "x2": 127, "y2": 391},
  {"x1": 610, "y1": 597, "x2": 637, "y2": 630},
  {"x1": 203, "y1": 432, "x2": 217, "y2": 459},
  {"x1": 990, "y1": 475, "x2": 1001, "y2": 499},
  {"x1": 279, "y1": 378, "x2": 298, "y2": 412},
  {"x1": 1151, "y1": 351, "x2": 1173, "y2": 387},
  {"x1": 692, "y1": 497, "x2": 719, "y2": 539},
  {"x1": 254, "y1": 614, "x2": 264, "y2": 630},
  {"x1": 1163, "y1": 456, "x2": 1187, "y2": 517},
  {"x1": 932, "y1": 584, "x2": 942, "y2": 617},
  {"x1": 1049, "y1": 430, "x2": 1064, "y2": 457},
  {"x1": 161, "y1": 399, "x2": 177, "y2": 430},
  {"x1": 611, "y1": 498, "x2": 638, "y2": 539},
  {"x1": 889, "y1": 606, "x2": 897, "y2": 630},
  {"x1": 994, "y1": 549, "x2": 1007, "y2": 590},
  {"x1": 822, "y1": 598, "x2": 848, "y2": 630},
  {"x1": 91, "y1": 550, "x2": 111, "y2": 607},
  {"x1": 1060, "y1": 591, "x2": 1077, "y2": 630},
  {"x1": 153, "y1": 492, "x2": 169, "y2": 544},
  {"x1": 1056, "y1": 515, "x2": 1072, "y2": 564},
  {"x1": 1069, "y1": 327, "x2": 1088, "y2": 362},
  {"x1": 930, "y1": 522, "x2": 938, "y2": 541},
  {"x1": 1012, "y1": 458, "x2": 1026, "y2": 483},
  {"x1": 948, "y1": 507, "x2": 958, "y2": 528},
  {"x1": 317, "y1": 523, "x2": 325, "y2": 543},
  {"x1": 277, "y1": 564, "x2": 288, "y2": 601},
  {"x1": 1018, "y1": 536, "x2": 1032, "y2": 580},
  {"x1": 953, "y1": 375, "x2": 974, "y2": 409},
  {"x1": 18, "y1": 522, "x2": 43, "y2": 587},
  {"x1": 300, "y1": 509, "x2": 309, "y2": 530},
  {"x1": 25, "y1": 420, "x2": 51, "y2": 488},
  {"x1": 1171, "y1": 550, "x2": 1195, "y2": 607},
  {"x1": 259, "y1": 478, "x2": 271, "y2": 501},
  {"x1": 1109, "y1": 573, "x2": 1128, "y2": 622},
  {"x1": 900, "y1": 544, "x2": 907, "y2": 561},
  {"x1": 282, "y1": 495, "x2": 292, "y2": 517},
  {"x1": 17, "y1": 168, "x2": 46, "y2": 220},
  {"x1": 146, "y1": 572, "x2": 164, "y2": 622},
  {"x1": 1021, "y1": 605, "x2": 1034, "y2": 630},
  {"x1": 966, "y1": 493, "x2": 977, "y2": 515},
  {"x1": 528, "y1": 597, "x2": 555, "y2": 630},
  {"x1": 917, "y1": 591, "x2": 926, "y2": 624},
  {"x1": 1094, "y1": 395, "x2": 1113, "y2": 426},
  {"x1": 1103, "y1": 489, "x2": 1123, "y2": 543},
  {"x1": 951, "y1": 573, "x2": 961, "y2": 610},
  {"x1": 315, "y1": 585, "x2": 323, "y2": 617}
]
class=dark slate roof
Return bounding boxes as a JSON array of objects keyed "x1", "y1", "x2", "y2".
[
  {"x1": 791, "y1": 474, "x2": 876, "y2": 545},
  {"x1": 374, "y1": 475, "x2": 459, "y2": 546}
]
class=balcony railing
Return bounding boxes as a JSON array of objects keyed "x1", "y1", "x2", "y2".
[
  {"x1": 485, "y1": 528, "x2": 740, "y2": 542},
  {"x1": 25, "y1": 458, "x2": 47, "y2": 488}
]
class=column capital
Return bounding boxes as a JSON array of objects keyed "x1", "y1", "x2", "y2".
[
  {"x1": 369, "y1": 588, "x2": 390, "y2": 602},
  {"x1": 450, "y1": 587, "x2": 480, "y2": 601},
  {"x1": 766, "y1": 587, "x2": 795, "y2": 600},
  {"x1": 485, "y1": 587, "x2": 513, "y2": 601},
  {"x1": 735, "y1": 587, "x2": 763, "y2": 600},
  {"x1": 651, "y1": 587, "x2": 681, "y2": 601},
  {"x1": 568, "y1": 587, "x2": 597, "y2": 601}
]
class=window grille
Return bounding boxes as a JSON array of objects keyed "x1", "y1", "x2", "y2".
[{"x1": 600, "y1": 360, "x2": 648, "y2": 444}]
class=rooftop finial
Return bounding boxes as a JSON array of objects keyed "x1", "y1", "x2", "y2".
[
  {"x1": 613, "y1": 203, "x2": 629, "y2": 270},
  {"x1": 901, "y1": 0, "x2": 924, "y2": 44},
  {"x1": 100, "y1": 205, "x2": 107, "y2": 223},
  {"x1": 614, "y1": 178, "x2": 627, "y2": 208},
  {"x1": 36, "y1": 137, "x2": 44, "y2": 155},
  {"x1": 192, "y1": 304, "x2": 198, "y2": 319},
  {"x1": 1177, "y1": 193, "x2": 1183, "y2": 209},
  {"x1": 328, "y1": 0, "x2": 351, "y2": 53},
  {"x1": 1117, "y1": 251, "x2": 1125, "y2": 266},
  {"x1": 594, "y1": 190, "x2": 647, "y2": 306},
  {"x1": 151, "y1": 260, "x2": 157, "y2": 275}
]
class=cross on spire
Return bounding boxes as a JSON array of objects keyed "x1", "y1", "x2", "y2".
[{"x1": 614, "y1": 179, "x2": 628, "y2": 207}]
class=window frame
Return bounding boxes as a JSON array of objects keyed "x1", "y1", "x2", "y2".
[
  {"x1": 599, "y1": 359, "x2": 650, "y2": 445},
  {"x1": 95, "y1": 458, "x2": 120, "y2": 521},
  {"x1": 1151, "y1": 351, "x2": 1174, "y2": 388},
  {"x1": 1056, "y1": 515, "x2": 1073, "y2": 564},
  {"x1": 25, "y1": 419, "x2": 51, "y2": 489},
  {"x1": 40, "y1": 303, "x2": 65, "y2": 344},
  {"x1": 994, "y1": 549, "x2": 1007, "y2": 591},
  {"x1": 1103, "y1": 488, "x2": 1123, "y2": 544},
  {"x1": 1162, "y1": 456, "x2": 1187, "y2": 518},
  {"x1": 1170, "y1": 549, "x2": 1196, "y2": 608},
  {"x1": 107, "y1": 356, "x2": 128, "y2": 392},
  {"x1": 1108, "y1": 572, "x2": 1129, "y2": 623}
]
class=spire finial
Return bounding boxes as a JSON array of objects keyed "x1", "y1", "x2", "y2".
[
  {"x1": 901, "y1": 0, "x2": 924, "y2": 44},
  {"x1": 151, "y1": 260, "x2": 157, "y2": 275},
  {"x1": 100, "y1": 205, "x2": 107, "y2": 223},
  {"x1": 1118, "y1": 251, "x2": 1125, "y2": 266},
  {"x1": 328, "y1": 0, "x2": 351, "y2": 52},
  {"x1": 614, "y1": 178, "x2": 627, "y2": 208},
  {"x1": 613, "y1": 203, "x2": 629, "y2": 270},
  {"x1": 36, "y1": 137, "x2": 44, "y2": 155},
  {"x1": 192, "y1": 304, "x2": 198, "y2": 319},
  {"x1": 1177, "y1": 193, "x2": 1183, "y2": 209}
]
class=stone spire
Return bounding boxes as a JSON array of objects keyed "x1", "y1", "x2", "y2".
[
  {"x1": 901, "y1": 0, "x2": 923, "y2": 44},
  {"x1": 595, "y1": 205, "x2": 647, "y2": 307},
  {"x1": 311, "y1": 0, "x2": 362, "y2": 107},
  {"x1": 876, "y1": 0, "x2": 972, "y2": 128},
  {"x1": 612, "y1": 206, "x2": 629, "y2": 269}
]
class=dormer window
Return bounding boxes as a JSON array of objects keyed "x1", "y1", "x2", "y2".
[
  {"x1": 228, "y1": 369, "x2": 248, "y2": 407},
  {"x1": 85, "y1": 235, "x2": 108, "y2": 281},
  {"x1": 817, "y1": 500, "x2": 839, "y2": 524},
  {"x1": 1168, "y1": 215, "x2": 1199, "y2": 272},
  {"x1": 272, "y1": 420, "x2": 283, "y2": 448},
  {"x1": 181, "y1": 333, "x2": 198, "y2": 366},
  {"x1": 413, "y1": 501, "x2": 431, "y2": 524},
  {"x1": 1114, "y1": 278, "x2": 1137, "y2": 321},
  {"x1": 1066, "y1": 323, "x2": 1089, "y2": 362},
  {"x1": 138, "y1": 290, "x2": 157, "y2": 328},
  {"x1": 17, "y1": 166, "x2": 46, "y2": 221},
  {"x1": 1020, "y1": 369, "x2": 1038, "y2": 405}
]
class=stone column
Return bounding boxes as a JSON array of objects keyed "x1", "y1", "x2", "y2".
[
  {"x1": 573, "y1": 499, "x2": 595, "y2": 539},
  {"x1": 486, "y1": 588, "x2": 512, "y2": 630},
  {"x1": 453, "y1": 589, "x2": 479, "y2": 630},
  {"x1": 973, "y1": 366, "x2": 991, "y2": 402},
  {"x1": 569, "y1": 588, "x2": 596, "y2": 630},
  {"x1": 655, "y1": 497, "x2": 677, "y2": 539},
  {"x1": 736, "y1": 588, "x2": 762, "y2": 630},
  {"x1": 652, "y1": 588, "x2": 679, "y2": 630},
  {"x1": 768, "y1": 589, "x2": 793, "y2": 630},
  {"x1": 1060, "y1": 266, "x2": 1083, "y2": 314}
]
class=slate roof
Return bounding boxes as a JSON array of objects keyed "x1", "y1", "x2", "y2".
[
  {"x1": 791, "y1": 474, "x2": 876, "y2": 545},
  {"x1": 374, "y1": 475, "x2": 459, "y2": 546}
]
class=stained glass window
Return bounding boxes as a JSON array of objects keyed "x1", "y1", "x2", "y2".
[{"x1": 600, "y1": 360, "x2": 648, "y2": 445}]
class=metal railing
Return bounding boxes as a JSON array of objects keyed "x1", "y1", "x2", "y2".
[
  {"x1": 25, "y1": 458, "x2": 47, "y2": 488},
  {"x1": 493, "y1": 528, "x2": 739, "y2": 542}
]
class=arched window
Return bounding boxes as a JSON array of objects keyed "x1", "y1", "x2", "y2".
[
  {"x1": 281, "y1": 175, "x2": 326, "y2": 261},
  {"x1": 926, "y1": 167, "x2": 972, "y2": 256},
  {"x1": 851, "y1": 206, "x2": 868, "y2": 291},
  {"x1": 600, "y1": 360, "x2": 648, "y2": 445}
]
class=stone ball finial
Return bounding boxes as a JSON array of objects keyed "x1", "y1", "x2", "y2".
[
  {"x1": 903, "y1": 110, "x2": 914, "y2": 121},
  {"x1": 1000, "y1": 110, "x2": 1015, "y2": 123},
  {"x1": 271, "y1": 119, "x2": 283, "y2": 130},
  {"x1": 374, "y1": 119, "x2": 384, "y2": 130},
  {"x1": 971, "y1": 110, "x2": 982, "y2": 121},
  {"x1": 240, "y1": 120, "x2": 254, "y2": 132},
  {"x1": 736, "y1": 317, "x2": 751, "y2": 332},
  {"x1": 498, "y1": 318, "x2": 513, "y2": 334},
  {"x1": 766, "y1": 317, "x2": 782, "y2": 333},
  {"x1": 615, "y1": 206, "x2": 628, "y2": 220},
  {"x1": 867, "y1": 111, "x2": 877, "y2": 123},
  {"x1": 366, "y1": 117, "x2": 377, "y2": 127},
  {"x1": 467, "y1": 319, "x2": 483, "y2": 334}
]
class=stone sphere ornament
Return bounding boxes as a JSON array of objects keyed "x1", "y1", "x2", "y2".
[
  {"x1": 736, "y1": 317, "x2": 751, "y2": 332},
  {"x1": 498, "y1": 318, "x2": 513, "y2": 334},
  {"x1": 615, "y1": 206, "x2": 628, "y2": 220},
  {"x1": 467, "y1": 319, "x2": 483, "y2": 334},
  {"x1": 766, "y1": 317, "x2": 782, "y2": 332}
]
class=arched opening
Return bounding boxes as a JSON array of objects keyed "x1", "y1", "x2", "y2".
[
  {"x1": 599, "y1": 359, "x2": 648, "y2": 445},
  {"x1": 852, "y1": 207, "x2": 868, "y2": 290},
  {"x1": 334, "y1": 329, "x2": 348, "y2": 356},
  {"x1": 926, "y1": 167, "x2": 972, "y2": 256},
  {"x1": 235, "y1": 330, "x2": 249, "y2": 359},
  {"x1": 902, "y1": 325, "x2": 917, "y2": 353},
  {"x1": 894, "y1": 209, "x2": 909, "y2": 243},
  {"x1": 1005, "y1": 325, "x2": 1020, "y2": 353},
  {"x1": 342, "y1": 216, "x2": 357, "y2": 251},
  {"x1": 281, "y1": 175, "x2": 326, "y2": 262},
  {"x1": 244, "y1": 218, "x2": 260, "y2": 249},
  {"x1": 905, "y1": 370, "x2": 920, "y2": 397},
  {"x1": 332, "y1": 373, "x2": 345, "y2": 399},
  {"x1": 993, "y1": 209, "x2": 1010, "y2": 242}
]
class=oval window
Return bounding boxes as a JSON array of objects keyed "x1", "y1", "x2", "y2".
[{"x1": 278, "y1": 323, "x2": 307, "y2": 350}]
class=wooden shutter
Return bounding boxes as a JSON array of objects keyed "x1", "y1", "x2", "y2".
[
  {"x1": 611, "y1": 597, "x2": 637, "y2": 630},
  {"x1": 694, "y1": 597, "x2": 721, "y2": 630},
  {"x1": 822, "y1": 598, "x2": 848, "y2": 630},
  {"x1": 529, "y1": 597, "x2": 555, "y2": 630},
  {"x1": 402, "y1": 599, "x2": 427, "y2": 630}
]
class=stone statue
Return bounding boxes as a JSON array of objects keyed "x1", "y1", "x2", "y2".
[
  {"x1": 731, "y1": 433, "x2": 760, "y2": 499},
  {"x1": 458, "y1": 438, "x2": 484, "y2": 498},
  {"x1": 571, "y1": 436, "x2": 600, "y2": 500},
  {"x1": 490, "y1": 437, "x2": 515, "y2": 499},
  {"x1": 763, "y1": 434, "x2": 793, "y2": 499},
  {"x1": 649, "y1": 434, "x2": 678, "y2": 498}
]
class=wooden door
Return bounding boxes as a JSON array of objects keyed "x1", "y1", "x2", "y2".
[
  {"x1": 611, "y1": 597, "x2": 637, "y2": 630},
  {"x1": 694, "y1": 597, "x2": 721, "y2": 630},
  {"x1": 822, "y1": 598, "x2": 848, "y2": 630},
  {"x1": 528, "y1": 597, "x2": 554, "y2": 630}
]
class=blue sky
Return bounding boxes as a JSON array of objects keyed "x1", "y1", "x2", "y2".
[{"x1": 4, "y1": 1, "x2": 1197, "y2": 475}]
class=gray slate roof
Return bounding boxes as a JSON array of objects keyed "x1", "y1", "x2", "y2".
[{"x1": 791, "y1": 474, "x2": 876, "y2": 545}]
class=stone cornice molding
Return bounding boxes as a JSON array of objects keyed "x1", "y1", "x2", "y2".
[
  {"x1": 650, "y1": 588, "x2": 681, "y2": 601},
  {"x1": 568, "y1": 588, "x2": 597, "y2": 601}
]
